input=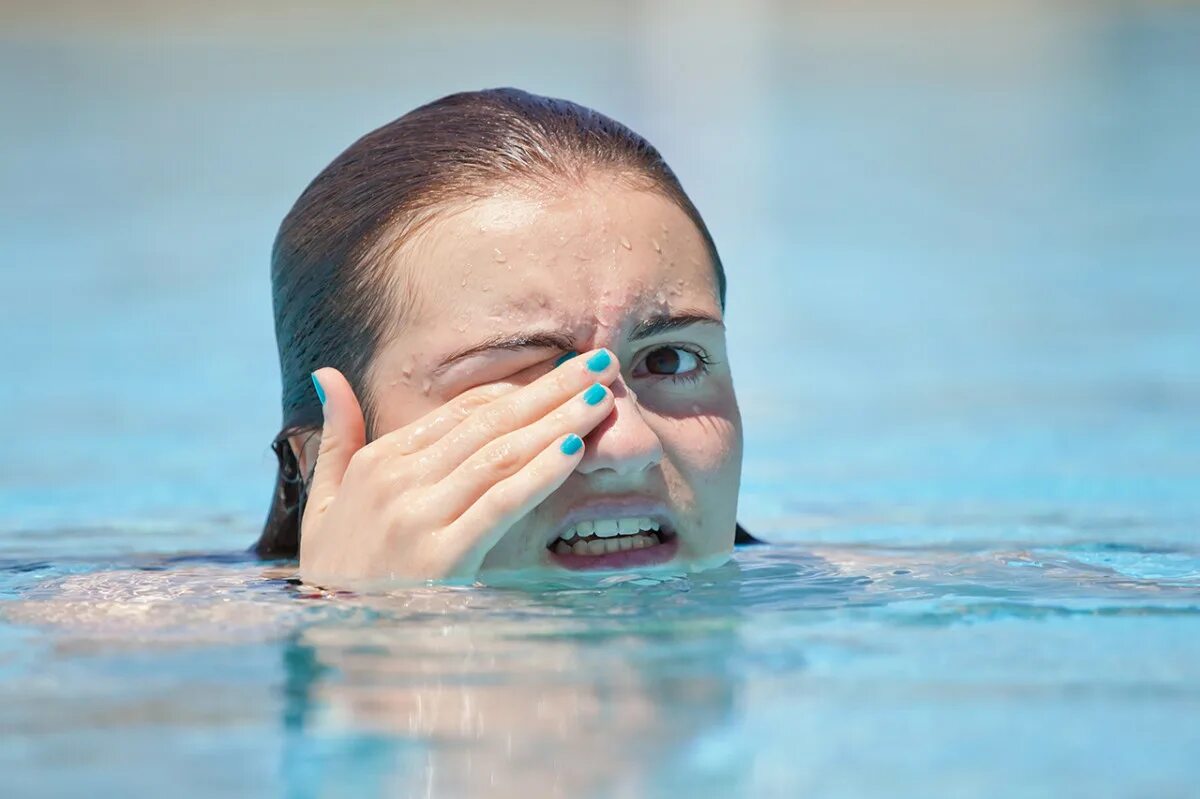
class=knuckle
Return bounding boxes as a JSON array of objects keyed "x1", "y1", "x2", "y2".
[
  {"x1": 463, "y1": 383, "x2": 509, "y2": 406},
  {"x1": 346, "y1": 446, "x2": 379, "y2": 475},
  {"x1": 456, "y1": 392, "x2": 494, "y2": 416},
  {"x1": 548, "y1": 369, "x2": 573, "y2": 396},
  {"x1": 316, "y1": 432, "x2": 340, "y2": 456},
  {"x1": 482, "y1": 440, "x2": 522, "y2": 475},
  {"x1": 394, "y1": 428, "x2": 424, "y2": 455},
  {"x1": 478, "y1": 402, "x2": 518, "y2": 432}
]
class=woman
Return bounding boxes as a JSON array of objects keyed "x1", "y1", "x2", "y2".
[{"x1": 258, "y1": 88, "x2": 756, "y2": 585}]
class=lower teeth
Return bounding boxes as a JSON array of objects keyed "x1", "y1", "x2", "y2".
[{"x1": 553, "y1": 532, "x2": 662, "y2": 556}]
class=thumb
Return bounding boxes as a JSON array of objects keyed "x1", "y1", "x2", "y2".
[{"x1": 305, "y1": 367, "x2": 366, "y2": 519}]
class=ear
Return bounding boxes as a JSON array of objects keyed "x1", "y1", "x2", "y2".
[{"x1": 288, "y1": 430, "x2": 322, "y2": 482}]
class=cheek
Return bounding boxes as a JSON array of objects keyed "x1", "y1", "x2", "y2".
[
  {"x1": 654, "y1": 390, "x2": 743, "y2": 485},
  {"x1": 369, "y1": 393, "x2": 439, "y2": 437},
  {"x1": 365, "y1": 369, "x2": 448, "y2": 436}
]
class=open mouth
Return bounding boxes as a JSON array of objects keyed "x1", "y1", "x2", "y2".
[{"x1": 546, "y1": 516, "x2": 679, "y2": 570}]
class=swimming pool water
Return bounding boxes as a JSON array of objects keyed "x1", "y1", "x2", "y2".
[
  {"x1": 2, "y1": 531, "x2": 1198, "y2": 797},
  {"x1": 2, "y1": 2, "x2": 1199, "y2": 797}
]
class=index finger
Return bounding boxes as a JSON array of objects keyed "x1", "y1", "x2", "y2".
[
  {"x1": 385, "y1": 382, "x2": 512, "y2": 456},
  {"x1": 376, "y1": 350, "x2": 584, "y2": 457}
]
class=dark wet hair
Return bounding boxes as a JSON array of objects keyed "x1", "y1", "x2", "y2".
[{"x1": 256, "y1": 87, "x2": 728, "y2": 558}]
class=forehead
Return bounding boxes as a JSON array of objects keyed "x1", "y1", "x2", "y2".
[{"x1": 397, "y1": 180, "x2": 721, "y2": 341}]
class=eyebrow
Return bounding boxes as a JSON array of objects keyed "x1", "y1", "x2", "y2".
[
  {"x1": 431, "y1": 310, "x2": 724, "y2": 375},
  {"x1": 629, "y1": 310, "x2": 724, "y2": 341}
]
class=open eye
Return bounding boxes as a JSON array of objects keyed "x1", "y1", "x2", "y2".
[
  {"x1": 645, "y1": 346, "x2": 696, "y2": 375},
  {"x1": 637, "y1": 345, "x2": 711, "y2": 382}
]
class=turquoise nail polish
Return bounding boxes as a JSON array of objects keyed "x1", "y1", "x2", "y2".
[
  {"x1": 560, "y1": 434, "x2": 583, "y2": 455},
  {"x1": 311, "y1": 373, "x2": 326, "y2": 405},
  {"x1": 554, "y1": 350, "x2": 578, "y2": 366},
  {"x1": 586, "y1": 349, "x2": 611, "y2": 372},
  {"x1": 582, "y1": 383, "x2": 607, "y2": 405}
]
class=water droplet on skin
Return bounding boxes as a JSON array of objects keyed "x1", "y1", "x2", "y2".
[
  {"x1": 460, "y1": 277, "x2": 467, "y2": 287},
  {"x1": 421, "y1": 377, "x2": 432, "y2": 395},
  {"x1": 619, "y1": 236, "x2": 631, "y2": 250},
  {"x1": 493, "y1": 248, "x2": 506, "y2": 263},
  {"x1": 401, "y1": 361, "x2": 413, "y2": 378},
  {"x1": 651, "y1": 239, "x2": 661, "y2": 253}
]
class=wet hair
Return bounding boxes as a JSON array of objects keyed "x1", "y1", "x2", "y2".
[{"x1": 256, "y1": 87, "x2": 728, "y2": 558}]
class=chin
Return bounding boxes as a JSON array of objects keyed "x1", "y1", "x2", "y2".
[{"x1": 677, "y1": 547, "x2": 735, "y2": 573}]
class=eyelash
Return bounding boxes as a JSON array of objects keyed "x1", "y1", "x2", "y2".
[{"x1": 638, "y1": 344, "x2": 714, "y2": 384}]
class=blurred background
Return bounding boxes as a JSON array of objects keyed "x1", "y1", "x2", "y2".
[{"x1": 2, "y1": 0, "x2": 1197, "y2": 548}]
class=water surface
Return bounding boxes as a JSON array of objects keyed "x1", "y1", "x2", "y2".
[{"x1": 2, "y1": 1, "x2": 1198, "y2": 796}]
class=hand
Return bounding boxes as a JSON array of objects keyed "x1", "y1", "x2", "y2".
[{"x1": 298, "y1": 349, "x2": 620, "y2": 585}]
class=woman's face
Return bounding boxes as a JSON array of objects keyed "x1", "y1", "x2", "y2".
[{"x1": 366, "y1": 174, "x2": 742, "y2": 577}]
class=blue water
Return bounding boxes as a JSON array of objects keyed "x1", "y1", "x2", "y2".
[{"x1": 2, "y1": 3, "x2": 1199, "y2": 797}]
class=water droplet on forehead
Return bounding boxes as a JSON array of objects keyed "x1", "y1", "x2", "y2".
[
  {"x1": 619, "y1": 236, "x2": 632, "y2": 250},
  {"x1": 493, "y1": 248, "x2": 507, "y2": 263},
  {"x1": 421, "y1": 377, "x2": 432, "y2": 395},
  {"x1": 651, "y1": 238, "x2": 661, "y2": 253}
]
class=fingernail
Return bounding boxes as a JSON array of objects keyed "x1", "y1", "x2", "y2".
[
  {"x1": 311, "y1": 372, "x2": 326, "y2": 405},
  {"x1": 582, "y1": 383, "x2": 607, "y2": 406},
  {"x1": 554, "y1": 350, "x2": 579, "y2": 367},
  {"x1": 560, "y1": 434, "x2": 583, "y2": 455},
  {"x1": 586, "y1": 349, "x2": 611, "y2": 372}
]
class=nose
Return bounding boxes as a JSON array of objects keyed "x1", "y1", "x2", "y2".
[{"x1": 576, "y1": 375, "x2": 664, "y2": 475}]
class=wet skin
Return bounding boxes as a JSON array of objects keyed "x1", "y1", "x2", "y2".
[{"x1": 294, "y1": 173, "x2": 742, "y2": 583}]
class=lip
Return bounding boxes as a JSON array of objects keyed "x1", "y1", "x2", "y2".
[
  {"x1": 548, "y1": 533, "x2": 679, "y2": 571},
  {"x1": 542, "y1": 496, "x2": 682, "y2": 571},
  {"x1": 544, "y1": 497, "x2": 675, "y2": 548}
]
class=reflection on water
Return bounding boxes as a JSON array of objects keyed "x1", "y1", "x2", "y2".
[{"x1": 3, "y1": 537, "x2": 1198, "y2": 797}]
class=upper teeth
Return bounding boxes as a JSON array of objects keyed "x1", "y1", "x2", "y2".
[{"x1": 560, "y1": 517, "x2": 660, "y2": 541}]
